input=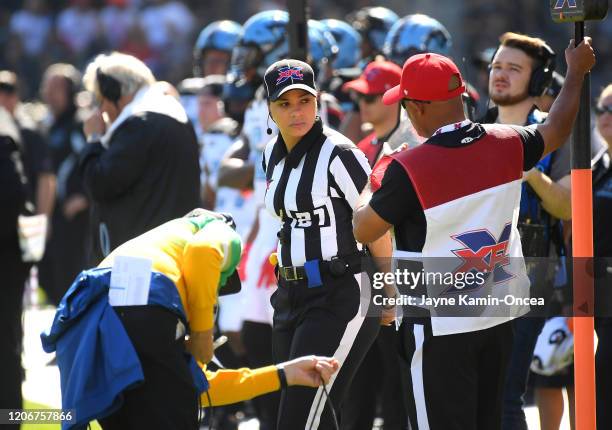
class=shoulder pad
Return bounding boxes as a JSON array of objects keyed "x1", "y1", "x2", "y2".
[{"x1": 208, "y1": 117, "x2": 239, "y2": 137}]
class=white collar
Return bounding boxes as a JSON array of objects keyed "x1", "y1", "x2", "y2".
[
  {"x1": 101, "y1": 85, "x2": 188, "y2": 148},
  {"x1": 432, "y1": 119, "x2": 472, "y2": 136}
]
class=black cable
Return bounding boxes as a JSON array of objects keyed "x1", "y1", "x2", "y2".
[
  {"x1": 322, "y1": 378, "x2": 339, "y2": 430},
  {"x1": 307, "y1": 377, "x2": 339, "y2": 430},
  {"x1": 197, "y1": 391, "x2": 203, "y2": 426},
  {"x1": 307, "y1": 385, "x2": 325, "y2": 430},
  {"x1": 206, "y1": 391, "x2": 214, "y2": 430}
]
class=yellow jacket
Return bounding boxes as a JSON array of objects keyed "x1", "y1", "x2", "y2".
[{"x1": 99, "y1": 215, "x2": 280, "y2": 405}]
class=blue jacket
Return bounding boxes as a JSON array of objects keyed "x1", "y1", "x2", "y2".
[{"x1": 41, "y1": 268, "x2": 208, "y2": 429}]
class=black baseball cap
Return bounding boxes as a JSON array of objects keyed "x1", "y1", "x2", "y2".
[{"x1": 264, "y1": 59, "x2": 317, "y2": 102}]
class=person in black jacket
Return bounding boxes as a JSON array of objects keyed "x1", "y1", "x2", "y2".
[
  {"x1": 38, "y1": 64, "x2": 89, "y2": 305},
  {"x1": 79, "y1": 52, "x2": 201, "y2": 263},
  {"x1": 0, "y1": 71, "x2": 56, "y2": 220},
  {"x1": 0, "y1": 106, "x2": 31, "y2": 412}
]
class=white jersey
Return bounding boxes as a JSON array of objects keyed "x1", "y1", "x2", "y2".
[
  {"x1": 179, "y1": 93, "x2": 201, "y2": 135},
  {"x1": 243, "y1": 93, "x2": 278, "y2": 204},
  {"x1": 200, "y1": 123, "x2": 255, "y2": 240},
  {"x1": 240, "y1": 90, "x2": 280, "y2": 324}
]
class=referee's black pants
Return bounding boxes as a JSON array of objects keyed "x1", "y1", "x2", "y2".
[
  {"x1": 271, "y1": 271, "x2": 379, "y2": 430},
  {"x1": 398, "y1": 319, "x2": 513, "y2": 430}
]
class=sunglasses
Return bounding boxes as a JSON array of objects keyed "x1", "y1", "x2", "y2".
[
  {"x1": 355, "y1": 93, "x2": 382, "y2": 104},
  {"x1": 595, "y1": 104, "x2": 612, "y2": 115},
  {"x1": 400, "y1": 98, "x2": 432, "y2": 110}
]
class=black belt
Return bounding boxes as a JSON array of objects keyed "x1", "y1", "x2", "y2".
[
  {"x1": 278, "y1": 265, "x2": 307, "y2": 281},
  {"x1": 278, "y1": 254, "x2": 363, "y2": 282}
]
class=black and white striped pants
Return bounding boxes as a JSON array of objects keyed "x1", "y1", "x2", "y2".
[
  {"x1": 398, "y1": 319, "x2": 513, "y2": 430},
  {"x1": 271, "y1": 271, "x2": 380, "y2": 430}
]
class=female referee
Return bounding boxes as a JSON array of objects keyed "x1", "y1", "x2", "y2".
[{"x1": 262, "y1": 59, "x2": 383, "y2": 429}]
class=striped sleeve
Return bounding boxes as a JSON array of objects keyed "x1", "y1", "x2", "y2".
[{"x1": 329, "y1": 147, "x2": 372, "y2": 210}]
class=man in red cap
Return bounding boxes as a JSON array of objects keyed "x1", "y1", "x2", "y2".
[
  {"x1": 343, "y1": 60, "x2": 403, "y2": 167},
  {"x1": 353, "y1": 39, "x2": 595, "y2": 429}
]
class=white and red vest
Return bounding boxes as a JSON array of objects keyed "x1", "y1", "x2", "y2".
[{"x1": 392, "y1": 123, "x2": 530, "y2": 335}]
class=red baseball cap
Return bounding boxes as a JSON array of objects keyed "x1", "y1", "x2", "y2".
[
  {"x1": 382, "y1": 53, "x2": 465, "y2": 105},
  {"x1": 342, "y1": 61, "x2": 402, "y2": 95}
]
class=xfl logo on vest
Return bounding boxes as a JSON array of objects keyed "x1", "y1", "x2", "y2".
[{"x1": 450, "y1": 223, "x2": 515, "y2": 291}]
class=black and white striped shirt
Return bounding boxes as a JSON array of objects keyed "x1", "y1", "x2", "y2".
[{"x1": 263, "y1": 119, "x2": 371, "y2": 267}]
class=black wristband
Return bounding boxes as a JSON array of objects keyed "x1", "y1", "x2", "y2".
[{"x1": 277, "y1": 365, "x2": 288, "y2": 389}]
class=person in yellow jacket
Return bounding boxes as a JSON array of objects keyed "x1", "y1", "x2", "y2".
[{"x1": 96, "y1": 208, "x2": 339, "y2": 429}]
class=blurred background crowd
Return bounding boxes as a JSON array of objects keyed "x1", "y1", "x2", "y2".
[{"x1": 1, "y1": 0, "x2": 611, "y2": 101}]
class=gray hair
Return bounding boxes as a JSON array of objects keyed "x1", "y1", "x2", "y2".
[
  {"x1": 83, "y1": 52, "x2": 155, "y2": 100},
  {"x1": 42, "y1": 63, "x2": 81, "y2": 94}
]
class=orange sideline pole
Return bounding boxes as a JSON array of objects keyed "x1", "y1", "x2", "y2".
[{"x1": 571, "y1": 169, "x2": 596, "y2": 430}]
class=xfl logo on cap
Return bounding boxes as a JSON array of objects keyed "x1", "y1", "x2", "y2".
[
  {"x1": 450, "y1": 223, "x2": 514, "y2": 290},
  {"x1": 276, "y1": 66, "x2": 304, "y2": 84}
]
